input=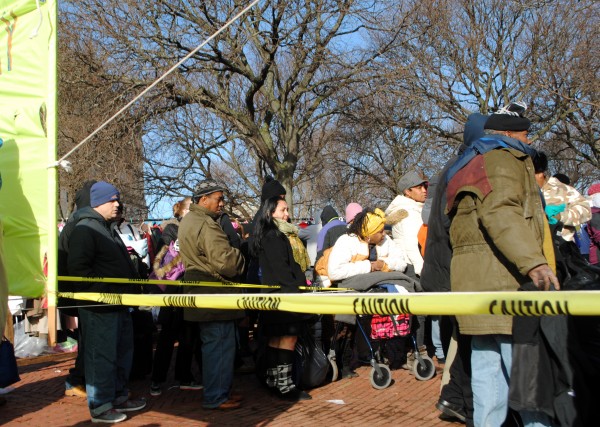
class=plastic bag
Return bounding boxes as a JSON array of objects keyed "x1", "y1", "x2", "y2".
[
  {"x1": 0, "y1": 337, "x2": 20, "y2": 387},
  {"x1": 13, "y1": 321, "x2": 47, "y2": 358},
  {"x1": 294, "y1": 330, "x2": 329, "y2": 389}
]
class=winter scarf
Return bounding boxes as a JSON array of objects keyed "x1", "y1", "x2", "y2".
[
  {"x1": 275, "y1": 219, "x2": 311, "y2": 272},
  {"x1": 446, "y1": 134, "x2": 538, "y2": 183}
]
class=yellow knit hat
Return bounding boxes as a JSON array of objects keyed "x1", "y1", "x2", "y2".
[{"x1": 362, "y1": 208, "x2": 386, "y2": 237}]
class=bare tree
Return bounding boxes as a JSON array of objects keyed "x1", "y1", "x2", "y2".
[
  {"x1": 376, "y1": 0, "x2": 599, "y2": 184},
  {"x1": 57, "y1": 26, "x2": 148, "y2": 220},
  {"x1": 525, "y1": 0, "x2": 599, "y2": 189},
  {"x1": 59, "y1": 0, "x2": 598, "y2": 218},
  {"x1": 61, "y1": 0, "x2": 417, "y2": 213}
]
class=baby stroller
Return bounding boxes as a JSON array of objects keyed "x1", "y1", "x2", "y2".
[{"x1": 328, "y1": 282, "x2": 435, "y2": 389}]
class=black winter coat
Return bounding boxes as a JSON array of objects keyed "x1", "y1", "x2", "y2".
[
  {"x1": 420, "y1": 113, "x2": 488, "y2": 292},
  {"x1": 419, "y1": 163, "x2": 454, "y2": 292},
  {"x1": 258, "y1": 229, "x2": 313, "y2": 326},
  {"x1": 58, "y1": 209, "x2": 90, "y2": 315},
  {"x1": 161, "y1": 223, "x2": 179, "y2": 248},
  {"x1": 259, "y1": 229, "x2": 305, "y2": 293},
  {"x1": 67, "y1": 207, "x2": 140, "y2": 311}
]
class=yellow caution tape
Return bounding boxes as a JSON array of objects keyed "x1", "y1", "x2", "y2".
[
  {"x1": 54, "y1": 289, "x2": 600, "y2": 316},
  {"x1": 57, "y1": 276, "x2": 354, "y2": 291},
  {"x1": 58, "y1": 275, "x2": 278, "y2": 289}
]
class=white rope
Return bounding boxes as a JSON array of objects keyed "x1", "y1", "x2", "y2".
[
  {"x1": 52, "y1": 0, "x2": 261, "y2": 169},
  {"x1": 29, "y1": 0, "x2": 42, "y2": 39}
]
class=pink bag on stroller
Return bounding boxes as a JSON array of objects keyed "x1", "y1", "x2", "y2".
[{"x1": 370, "y1": 314, "x2": 410, "y2": 340}]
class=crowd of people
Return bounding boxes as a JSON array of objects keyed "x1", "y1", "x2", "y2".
[{"x1": 53, "y1": 102, "x2": 600, "y2": 425}]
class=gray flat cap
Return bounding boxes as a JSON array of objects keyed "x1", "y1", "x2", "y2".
[{"x1": 398, "y1": 170, "x2": 427, "y2": 193}]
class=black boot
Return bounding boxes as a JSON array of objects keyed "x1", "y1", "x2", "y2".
[
  {"x1": 264, "y1": 346, "x2": 279, "y2": 389},
  {"x1": 274, "y1": 348, "x2": 311, "y2": 401},
  {"x1": 340, "y1": 333, "x2": 358, "y2": 379}
]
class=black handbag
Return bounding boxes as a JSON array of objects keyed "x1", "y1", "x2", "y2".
[
  {"x1": 0, "y1": 336, "x2": 20, "y2": 388},
  {"x1": 552, "y1": 225, "x2": 600, "y2": 290},
  {"x1": 294, "y1": 330, "x2": 329, "y2": 389}
]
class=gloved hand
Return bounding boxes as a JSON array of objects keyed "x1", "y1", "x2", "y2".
[{"x1": 545, "y1": 203, "x2": 566, "y2": 225}]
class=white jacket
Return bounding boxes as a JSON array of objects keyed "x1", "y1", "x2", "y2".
[
  {"x1": 327, "y1": 234, "x2": 407, "y2": 282},
  {"x1": 385, "y1": 195, "x2": 424, "y2": 275}
]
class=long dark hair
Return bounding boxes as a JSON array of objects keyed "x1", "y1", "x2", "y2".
[
  {"x1": 250, "y1": 196, "x2": 284, "y2": 257},
  {"x1": 347, "y1": 208, "x2": 370, "y2": 240}
]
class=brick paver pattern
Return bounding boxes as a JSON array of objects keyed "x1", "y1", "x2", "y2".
[{"x1": 0, "y1": 356, "x2": 462, "y2": 426}]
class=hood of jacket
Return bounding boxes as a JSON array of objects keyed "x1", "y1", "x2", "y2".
[
  {"x1": 461, "y1": 113, "x2": 488, "y2": 151},
  {"x1": 74, "y1": 206, "x2": 109, "y2": 225},
  {"x1": 385, "y1": 195, "x2": 423, "y2": 220},
  {"x1": 74, "y1": 180, "x2": 97, "y2": 210},
  {"x1": 320, "y1": 205, "x2": 339, "y2": 225}
]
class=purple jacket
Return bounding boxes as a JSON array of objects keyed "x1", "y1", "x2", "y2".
[
  {"x1": 588, "y1": 207, "x2": 600, "y2": 265},
  {"x1": 317, "y1": 219, "x2": 345, "y2": 252}
]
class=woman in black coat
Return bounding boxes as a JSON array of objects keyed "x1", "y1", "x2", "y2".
[{"x1": 251, "y1": 196, "x2": 312, "y2": 401}]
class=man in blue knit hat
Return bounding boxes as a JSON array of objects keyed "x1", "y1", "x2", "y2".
[{"x1": 68, "y1": 181, "x2": 146, "y2": 424}]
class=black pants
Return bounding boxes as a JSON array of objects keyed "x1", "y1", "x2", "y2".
[
  {"x1": 65, "y1": 318, "x2": 85, "y2": 388},
  {"x1": 151, "y1": 307, "x2": 198, "y2": 383},
  {"x1": 440, "y1": 317, "x2": 473, "y2": 426}
]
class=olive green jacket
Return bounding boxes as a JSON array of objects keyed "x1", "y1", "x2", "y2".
[
  {"x1": 178, "y1": 204, "x2": 245, "y2": 322},
  {"x1": 449, "y1": 148, "x2": 547, "y2": 335}
]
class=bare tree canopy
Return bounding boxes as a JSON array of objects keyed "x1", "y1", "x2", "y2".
[
  {"x1": 59, "y1": 0, "x2": 598, "y2": 218},
  {"x1": 58, "y1": 25, "x2": 147, "y2": 220},
  {"x1": 62, "y1": 0, "x2": 417, "y2": 215}
]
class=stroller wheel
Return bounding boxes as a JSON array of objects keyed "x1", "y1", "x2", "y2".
[
  {"x1": 328, "y1": 352, "x2": 339, "y2": 382},
  {"x1": 412, "y1": 355, "x2": 435, "y2": 381},
  {"x1": 370, "y1": 363, "x2": 392, "y2": 389}
]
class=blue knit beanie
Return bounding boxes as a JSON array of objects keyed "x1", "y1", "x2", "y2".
[{"x1": 90, "y1": 181, "x2": 120, "y2": 208}]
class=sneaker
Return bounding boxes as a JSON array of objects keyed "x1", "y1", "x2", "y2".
[
  {"x1": 179, "y1": 381, "x2": 203, "y2": 391},
  {"x1": 150, "y1": 382, "x2": 162, "y2": 396},
  {"x1": 65, "y1": 384, "x2": 87, "y2": 398},
  {"x1": 113, "y1": 398, "x2": 147, "y2": 413},
  {"x1": 91, "y1": 409, "x2": 127, "y2": 424}
]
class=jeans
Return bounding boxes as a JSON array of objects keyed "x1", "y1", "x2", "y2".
[
  {"x1": 471, "y1": 335, "x2": 552, "y2": 427},
  {"x1": 79, "y1": 308, "x2": 133, "y2": 417},
  {"x1": 471, "y1": 335, "x2": 512, "y2": 427},
  {"x1": 198, "y1": 320, "x2": 236, "y2": 408},
  {"x1": 431, "y1": 316, "x2": 445, "y2": 359}
]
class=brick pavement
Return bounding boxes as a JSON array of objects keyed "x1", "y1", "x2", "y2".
[{"x1": 0, "y1": 354, "x2": 462, "y2": 426}]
